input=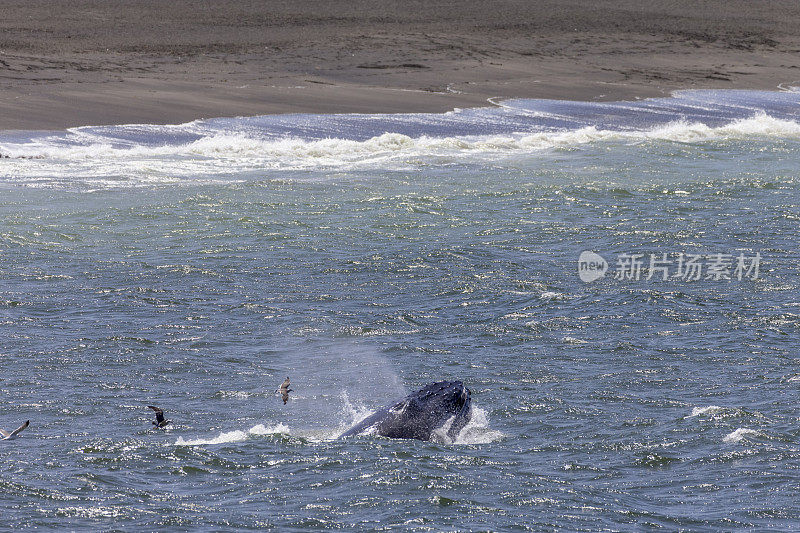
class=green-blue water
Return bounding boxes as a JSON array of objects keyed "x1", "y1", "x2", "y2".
[{"x1": 1, "y1": 91, "x2": 799, "y2": 530}]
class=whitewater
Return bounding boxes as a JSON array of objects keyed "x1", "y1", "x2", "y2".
[{"x1": 1, "y1": 89, "x2": 800, "y2": 187}]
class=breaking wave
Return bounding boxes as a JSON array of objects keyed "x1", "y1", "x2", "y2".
[
  {"x1": 723, "y1": 428, "x2": 763, "y2": 443},
  {"x1": 2, "y1": 89, "x2": 799, "y2": 187},
  {"x1": 174, "y1": 423, "x2": 290, "y2": 446},
  {"x1": 688, "y1": 405, "x2": 725, "y2": 417},
  {"x1": 2, "y1": 113, "x2": 799, "y2": 164}
]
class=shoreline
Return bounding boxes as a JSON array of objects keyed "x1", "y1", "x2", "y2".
[
  {"x1": 3, "y1": 71, "x2": 798, "y2": 133},
  {"x1": 2, "y1": 1, "x2": 800, "y2": 130}
]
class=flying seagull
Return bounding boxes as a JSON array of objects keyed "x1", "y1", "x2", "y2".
[
  {"x1": 276, "y1": 377, "x2": 292, "y2": 405},
  {"x1": 148, "y1": 406, "x2": 171, "y2": 428},
  {"x1": 0, "y1": 420, "x2": 29, "y2": 440}
]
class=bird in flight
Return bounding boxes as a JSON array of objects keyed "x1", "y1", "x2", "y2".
[
  {"x1": 148, "y1": 406, "x2": 172, "y2": 428},
  {"x1": 277, "y1": 377, "x2": 292, "y2": 405},
  {"x1": 0, "y1": 420, "x2": 29, "y2": 441}
]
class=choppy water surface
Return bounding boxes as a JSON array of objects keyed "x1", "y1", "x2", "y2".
[{"x1": 1, "y1": 90, "x2": 799, "y2": 530}]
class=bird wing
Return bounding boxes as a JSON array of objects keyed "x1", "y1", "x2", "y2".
[
  {"x1": 0, "y1": 429, "x2": 9, "y2": 438},
  {"x1": 148, "y1": 406, "x2": 165, "y2": 423},
  {"x1": 9, "y1": 421, "x2": 29, "y2": 437}
]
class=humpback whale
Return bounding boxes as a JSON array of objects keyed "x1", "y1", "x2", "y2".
[{"x1": 339, "y1": 381, "x2": 472, "y2": 442}]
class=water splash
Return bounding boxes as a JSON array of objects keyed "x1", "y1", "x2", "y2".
[
  {"x1": 454, "y1": 407, "x2": 503, "y2": 445},
  {"x1": 174, "y1": 423, "x2": 290, "y2": 446}
]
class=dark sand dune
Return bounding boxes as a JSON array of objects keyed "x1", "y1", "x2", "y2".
[{"x1": 1, "y1": 1, "x2": 799, "y2": 129}]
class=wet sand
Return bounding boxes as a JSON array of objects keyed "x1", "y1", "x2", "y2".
[{"x1": 1, "y1": 0, "x2": 799, "y2": 129}]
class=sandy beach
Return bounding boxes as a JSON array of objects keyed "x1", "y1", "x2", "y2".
[{"x1": 1, "y1": 0, "x2": 799, "y2": 129}]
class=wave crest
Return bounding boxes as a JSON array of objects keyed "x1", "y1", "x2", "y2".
[
  {"x1": 2, "y1": 113, "x2": 799, "y2": 165},
  {"x1": 174, "y1": 423, "x2": 290, "y2": 446}
]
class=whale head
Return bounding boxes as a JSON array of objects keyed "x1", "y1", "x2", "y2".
[{"x1": 341, "y1": 380, "x2": 472, "y2": 441}]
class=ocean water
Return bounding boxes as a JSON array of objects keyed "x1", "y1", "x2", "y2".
[{"x1": 0, "y1": 89, "x2": 799, "y2": 530}]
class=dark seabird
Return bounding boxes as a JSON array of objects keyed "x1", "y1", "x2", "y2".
[
  {"x1": 0, "y1": 420, "x2": 29, "y2": 440},
  {"x1": 148, "y1": 406, "x2": 172, "y2": 428},
  {"x1": 276, "y1": 377, "x2": 292, "y2": 405}
]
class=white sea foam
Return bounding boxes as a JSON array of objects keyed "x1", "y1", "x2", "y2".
[
  {"x1": 2, "y1": 113, "x2": 799, "y2": 167},
  {"x1": 539, "y1": 291, "x2": 565, "y2": 300},
  {"x1": 723, "y1": 427, "x2": 762, "y2": 443},
  {"x1": 688, "y1": 405, "x2": 725, "y2": 417},
  {"x1": 2, "y1": 91, "x2": 799, "y2": 190},
  {"x1": 174, "y1": 423, "x2": 289, "y2": 446}
]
